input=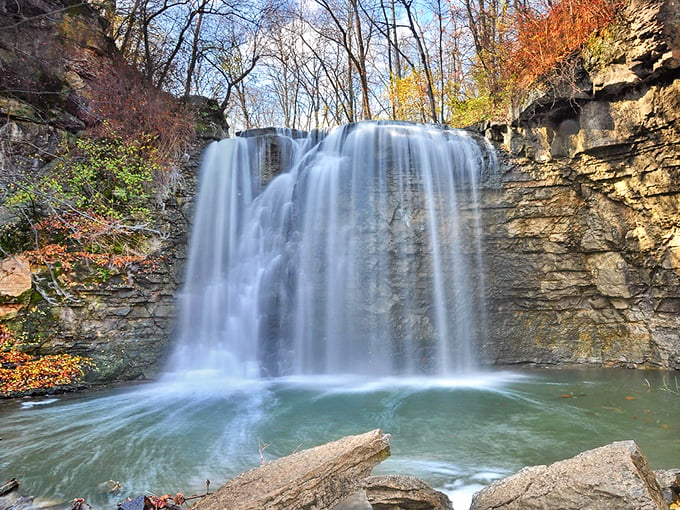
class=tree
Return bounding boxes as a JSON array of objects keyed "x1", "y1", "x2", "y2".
[
  {"x1": 396, "y1": 0, "x2": 438, "y2": 122},
  {"x1": 463, "y1": 0, "x2": 512, "y2": 102},
  {"x1": 310, "y1": 0, "x2": 376, "y2": 121}
]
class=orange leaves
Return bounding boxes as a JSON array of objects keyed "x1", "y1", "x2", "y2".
[
  {"x1": 0, "y1": 348, "x2": 31, "y2": 366},
  {"x1": 144, "y1": 493, "x2": 187, "y2": 509},
  {"x1": 507, "y1": 0, "x2": 623, "y2": 88},
  {"x1": 25, "y1": 243, "x2": 153, "y2": 280},
  {"x1": 0, "y1": 325, "x2": 94, "y2": 397},
  {"x1": 23, "y1": 211, "x2": 160, "y2": 288},
  {"x1": 25, "y1": 243, "x2": 72, "y2": 270},
  {"x1": 33, "y1": 213, "x2": 125, "y2": 245},
  {"x1": 0, "y1": 324, "x2": 13, "y2": 344},
  {"x1": 0, "y1": 352, "x2": 94, "y2": 396}
]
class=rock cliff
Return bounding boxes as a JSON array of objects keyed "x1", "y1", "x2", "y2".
[
  {"x1": 0, "y1": 0, "x2": 197, "y2": 383},
  {"x1": 481, "y1": 0, "x2": 679, "y2": 368},
  {"x1": 1, "y1": 0, "x2": 678, "y2": 389}
]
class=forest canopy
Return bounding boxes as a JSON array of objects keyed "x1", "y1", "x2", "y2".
[{"x1": 105, "y1": 0, "x2": 622, "y2": 131}]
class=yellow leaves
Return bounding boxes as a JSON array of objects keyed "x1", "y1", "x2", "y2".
[
  {"x1": 0, "y1": 325, "x2": 94, "y2": 397},
  {"x1": 389, "y1": 71, "x2": 431, "y2": 123}
]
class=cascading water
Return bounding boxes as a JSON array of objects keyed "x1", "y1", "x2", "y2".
[{"x1": 169, "y1": 121, "x2": 494, "y2": 379}]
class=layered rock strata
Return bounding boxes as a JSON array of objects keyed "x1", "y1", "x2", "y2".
[{"x1": 480, "y1": 0, "x2": 680, "y2": 368}]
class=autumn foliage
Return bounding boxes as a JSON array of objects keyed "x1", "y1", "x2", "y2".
[
  {"x1": 0, "y1": 325, "x2": 94, "y2": 397},
  {"x1": 507, "y1": 0, "x2": 623, "y2": 88},
  {"x1": 390, "y1": 71, "x2": 433, "y2": 122},
  {"x1": 86, "y1": 56, "x2": 195, "y2": 185},
  {"x1": 24, "y1": 213, "x2": 159, "y2": 286}
]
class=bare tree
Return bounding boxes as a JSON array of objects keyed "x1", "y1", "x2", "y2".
[
  {"x1": 310, "y1": 0, "x2": 376, "y2": 121},
  {"x1": 463, "y1": 0, "x2": 512, "y2": 100}
]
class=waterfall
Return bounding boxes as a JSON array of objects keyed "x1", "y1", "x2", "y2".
[{"x1": 169, "y1": 122, "x2": 494, "y2": 379}]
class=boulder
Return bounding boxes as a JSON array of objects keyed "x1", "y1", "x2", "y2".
[
  {"x1": 655, "y1": 469, "x2": 680, "y2": 506},
  {"x1": 0, "y1": 256, "x2": 31, "y2": 298},
  {"x1": 363, "y1": 475, "x2": 454, "y2": 510},
  {"x1": 470, "y1": 440, "x2": 667, "y2": 510},
  {"x1": 331, "y1": 490, "x2": 373, "y2": 510},
  {"x1": 191, "y1": 429, "x2": 391, "y2": 510}
]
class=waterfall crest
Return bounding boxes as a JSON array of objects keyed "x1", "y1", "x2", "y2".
[{"x1": 169, "y1": 122, "x2": 494, "y2": 379}]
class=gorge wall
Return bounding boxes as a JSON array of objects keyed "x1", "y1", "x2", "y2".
[
  {"x1": 0, "y1": 0, "x2": 198, "y2": 383},
  {"x1": 480, "y1": 0, "x2": 680, "y2": 368},
  {"x1": 0, "y1": 0, "x2": 678, "y2": 388}
]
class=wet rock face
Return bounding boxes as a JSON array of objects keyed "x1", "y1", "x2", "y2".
[{"x1": 480, "y1": 0, "x2": 680, "y2": 369}]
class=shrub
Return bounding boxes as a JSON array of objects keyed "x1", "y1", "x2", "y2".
[
  {"x1": 85, "y1": 56, "x2": 196, "y2": 201},
  {"x1": 507, "y1": 0, "x2": 623, "y2": 89},
  {"x1": 48, "y1": 135, "x2": 157, "y2": 221}
]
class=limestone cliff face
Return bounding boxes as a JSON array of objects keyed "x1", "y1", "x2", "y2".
[
  {"x1": 1, "y1": 0, "x2": 677, "y2": 388},
  {"x1": 0, "y1": 0, "x2": 198, "y2": 383},
  {"x1": 480, "y1": 0, "x2": 680, "y2": 368}
]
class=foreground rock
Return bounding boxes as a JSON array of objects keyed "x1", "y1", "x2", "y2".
[
  {"x1": 192, "y1": 429, "x2": 391, "y2": 510},
  {"x1": 363, "y1": 475, "x2": 454, "y2": 510},
  {"x1": 655, "y1": 469, "x2": 680, "y2": 506},
  {"x1": 0, "y1": 479, "x2": 33, "y2": 510},
  {"x1": 470, "y1": 440, "x2": 668, "y2": 510}
]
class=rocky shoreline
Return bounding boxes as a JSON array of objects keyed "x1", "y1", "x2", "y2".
[{"x1": 2, "y1": 430, "x2": 679, "y2": 510}]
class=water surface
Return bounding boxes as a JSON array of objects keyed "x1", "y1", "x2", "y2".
[{"x1": 1, "y1": 368, "x2": 678, "y2": 509}]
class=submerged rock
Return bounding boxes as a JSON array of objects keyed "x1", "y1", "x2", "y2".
[
  {"x1": 0, "y1": 479, "x2": 33, "y2": 510},
  {"x1": 470, "y1": 440, "x2": 668, "y2": 510}
]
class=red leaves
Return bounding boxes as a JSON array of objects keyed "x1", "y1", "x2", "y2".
[
  {"x1": 507, "y1": 0, "x2": 623, "y2": 87},
  {"x1": 143, "y1": 493, "x2": 187, "y2": 509},
  {"x1": 86, "y1": 56, "x2": 194, "y2": 171},
  {"x1": 23, "y1": 211, "x2": 161, "y2": 287},
  {"x1": 149, "y1": 494, "x2": 173, "y2": 508}
]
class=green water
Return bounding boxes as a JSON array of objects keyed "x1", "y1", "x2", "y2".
[{"x1": 1, "y1": 368, "x2": 678, "y2": 509}]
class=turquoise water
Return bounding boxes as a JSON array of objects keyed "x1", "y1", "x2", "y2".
[{"x1": 1, "y1": 368, "x2": 678, "y2": 509}]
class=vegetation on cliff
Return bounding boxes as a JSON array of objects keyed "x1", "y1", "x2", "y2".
[{"x1": 0, "y1": 0, "x2": 198, "y2": 389}]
